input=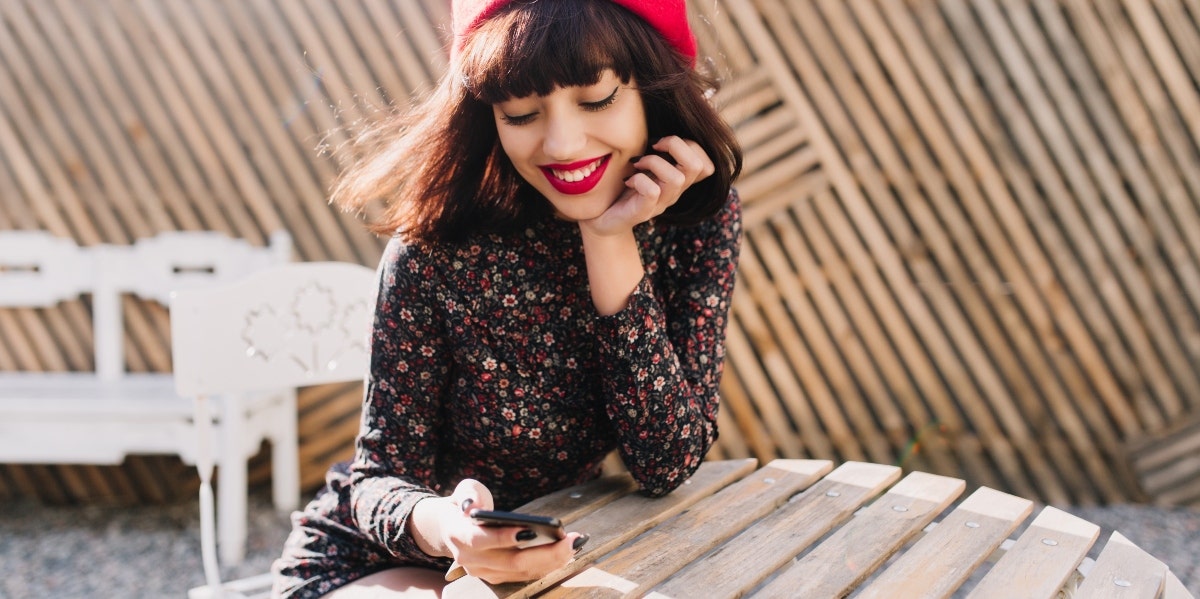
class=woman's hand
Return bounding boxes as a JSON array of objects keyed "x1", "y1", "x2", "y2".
[
  {"x1": 436, "y1": 479, "x2": 584, "y2": 584},
  {"x1": 579, "y1": 135, "x2": 716, "y2": 237}
]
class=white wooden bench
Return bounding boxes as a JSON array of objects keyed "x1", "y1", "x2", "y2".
[{"x1": 0, "y1": 229, "x2": 293, "y2": 566}]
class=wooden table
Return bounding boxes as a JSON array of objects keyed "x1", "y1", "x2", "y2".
[{"x1": 445, "y1": 459, "x2": 1194, "y2": 599}]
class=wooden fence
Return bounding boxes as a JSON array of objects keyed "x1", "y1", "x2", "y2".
[{"x1": 1, "y1": 0, "x2": 1198, "y2": 507}]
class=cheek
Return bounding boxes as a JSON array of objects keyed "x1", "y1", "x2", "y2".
[
  {"x1": 617, "y1": 102, "x2": 649, "y2": 147},
  {"x1": 494, "y1": 128, "x2": 527, "y2": 165}
]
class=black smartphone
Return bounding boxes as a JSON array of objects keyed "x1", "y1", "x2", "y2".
[{"x1": 469, "y1": 509, "x2": 565, "y2": 549}]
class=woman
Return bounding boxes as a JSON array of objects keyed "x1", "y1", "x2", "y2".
[{"x1": 273, "y1": 1, "x2": 743, "y2": 596}]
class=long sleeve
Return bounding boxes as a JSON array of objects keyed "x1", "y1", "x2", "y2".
[
  {"x1": 594, "y1": 190, "x2": 743, "y2": 496},
  {"x1": 348, "y1": 238, "x2": 452, "y2": 567}
]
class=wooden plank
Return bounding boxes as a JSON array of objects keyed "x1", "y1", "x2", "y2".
[
  {"x1": 855, "y1": 486, "x2": 1034, "y2": 599},
  {"x1": 1074, "y1": 531, "x2": 1168, "y2": 598},
  {"x1": 993, "y1": 0, "x2": 1200, "y2": 420},
  {"x1": 0, "y1": 4, "x2": 103, "y2": 243},
  {"x1": 786, "y1": 195, "x2": 963, "y2": 480},
  {"x1": 734, "y1": 238, "x2": 855, "y2": 460},
  {"x1": 885, "y1": 0, "x2": 1147, "y2": 479},
  {"x1": 919, "y1": 0, "x2": 1148, "y2": 445},
  {"x1": 1163, "y1": 571, "x2": 1196, "y2": 599},
  {"x1": 1128, "y1": 414, "x2": 1200, "y2": 503},
  {"x1": 28, "y1": 0, "x2": 177, "y2": 237},
  {"x1": 736, "y1": 0, "x2": 1027, "y2": 494},
  {"x1": 710, "y1": 379, "x2": 752, "y2": 460},
  {"x1": 750, "y1": 470, "x2": 965, "y2": 598},
  {"x1": 967, "y1": 506, "x2": 1100, "y2": 599},
  {"x1": 0, "y1": 1, "x2": 141, "y2": 244},
  {"x1": 544, "y1": 459, "x2": 833, "y2": 598},
  {"x1": 1026, "y1": 0, "x2": 1200, "y2": 368},
  {"x1": 963, "y1": 0, "x2": 1187, "y2": 430},
  {"x1": 444, "y1": 458, "x2": 758, "y2": 599},
  {"x1": 111, "y1": 0, "x2": 260, "y2": 240},
  {"x1": 517, "y1": 473, "x2": 639, "y2": 525},
  {"x1": 746, "y1": 224, "x2": 888, "y2": 464},
  {"x1": 853, "y1": 0, "x2": 1126, "y2": 502},
  {"x1": 649, "y1": 461, "x2": 901, "y2": 599},
  {"x1": 715, "y1": 363, "x2": 779, "y2": 462},
  {"x1": 722, "y1": 315, "x2": 807, "y2": 458},
  {"x1": 86, "y1": 0, "x2": 252, "y2": 240},
  {"x1": 819, "y1": 0, "x2": 1084, "y2": 503}
]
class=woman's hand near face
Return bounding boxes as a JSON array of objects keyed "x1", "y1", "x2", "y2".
[
  {"x1": 578, "y1": 135, "x2": 716, "y2": 238},
  {"x1": 410, "y1": 479, "x2": 582, "y2": 585}
]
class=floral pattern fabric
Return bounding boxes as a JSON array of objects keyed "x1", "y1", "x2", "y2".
[{"x1": 272, "y1": 190, "x2": 741, "y2": 598}]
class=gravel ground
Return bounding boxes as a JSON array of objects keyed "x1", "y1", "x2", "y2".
[{"x1": 1, "y1": 491, "x2": 1197, "y2": 598}]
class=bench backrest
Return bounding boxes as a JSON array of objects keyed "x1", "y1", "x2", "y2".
[
  {"x1": 0, "y1": 230, "x2": 292, "y2": 381},
  {"x1": 170, "y1": 261, "x2": 376, "y2": 397}
]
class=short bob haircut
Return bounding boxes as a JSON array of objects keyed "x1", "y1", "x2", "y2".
[{"x1": 333, "y1": 0, "x2": 743, "y2": 243}]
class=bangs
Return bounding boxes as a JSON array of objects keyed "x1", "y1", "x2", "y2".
[{"x1": 460, "y1": 0, "x2": 647, "y2": 103}]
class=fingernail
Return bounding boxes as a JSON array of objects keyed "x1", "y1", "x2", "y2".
[
  {"x1": 572, "y1": 534, "x2": 590, "y2": 552},
  {"x1": 460, "y1": 498, "x2": 474, "y2": 513},
  {"x1": 516, "y1": 529, "x2": 537, "y2": 542}
]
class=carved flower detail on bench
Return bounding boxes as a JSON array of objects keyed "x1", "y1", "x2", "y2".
[{"x1": 241, "y1": 280, "x2": 370, "y2": 376}]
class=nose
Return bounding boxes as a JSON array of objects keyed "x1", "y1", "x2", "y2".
[{"x1": 542, "y1": 109, "x2": 586, "y2": 160}]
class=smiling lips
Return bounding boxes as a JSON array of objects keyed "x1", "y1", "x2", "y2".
[{"x1": 540, "y1": 155, "x2": 610, "y2": 195}]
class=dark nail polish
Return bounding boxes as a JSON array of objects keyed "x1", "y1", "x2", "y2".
[
  {"x1": 516, "y1": 529, "x2": 537, "y2": 542},
  {"x1": 460, "y1": 498, "x2": 474, "y2": 513},
  {"x1": 572, "y1": 534, "x2": 590, "y2": 552}
]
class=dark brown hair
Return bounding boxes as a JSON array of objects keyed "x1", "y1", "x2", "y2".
[{"x1": 333, "y1": 0, "x2": 742, "y2": 243}]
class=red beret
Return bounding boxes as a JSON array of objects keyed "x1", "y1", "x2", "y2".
[{"x1": 451, "y1": 0, "x2": 697, "y2": 66}]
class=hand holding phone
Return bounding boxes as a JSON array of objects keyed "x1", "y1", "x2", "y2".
[{"x1": 469, "y1": 509, "x2": 566, "y2": 549}]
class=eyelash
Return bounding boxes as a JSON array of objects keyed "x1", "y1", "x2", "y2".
[
  {"x1": 500, "y1": 87, "x2": 619, "y2": 126},
  {"x1": 583, "y1": 88, "x2": 619, "y2": 112}
]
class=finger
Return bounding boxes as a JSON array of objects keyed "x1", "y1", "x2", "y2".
[
  {"x1": 681, "y1": 139, "x2": 716, "y2": 179},
  {"x1": 489, "y1": 541, "x2": 573, "y2": 582},
  {"x1": 632, "y1": 152, "x2": 687, "y2": 190},
  {"x1": 450, "y1": 478, "x2": 494, "y2": 513},
  {"x1": 624, "y1": 173, "x2": 666, "y2": 216},
  {"x1": 470, "y1": 524, "x2": 533, "y2": 550},
  {"x1": 651, "y1": 136, "x2": 714, "y2": 182}
]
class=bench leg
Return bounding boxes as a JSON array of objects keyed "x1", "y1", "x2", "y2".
[
  {"x1": 219, "y1": 394, "x2": 249, "y2": 566},
  {"x1": 272, "y1": 389, "x2": 300, "y2": 513}
]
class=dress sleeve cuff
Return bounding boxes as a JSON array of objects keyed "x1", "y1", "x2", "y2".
[{"x1": 390, "y1": 492, "x2": 454, "y2": 569}]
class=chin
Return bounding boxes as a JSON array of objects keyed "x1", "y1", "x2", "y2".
[{"x1": 550, "y1": 206, "x2": 606, "y2": 223}]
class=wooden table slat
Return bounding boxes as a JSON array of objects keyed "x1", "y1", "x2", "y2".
[
  {"x1": 439, "y1": 461, "x2": 1189, "y2": 599},
  {"x1": 966, "y1": 505, "x2": 1100, "y2": 599},
  {"x1": 445, "y1": 458, "x2": 757, "y2": 599},
  {"x1": 750, "y1": 471, "x2": 965, "y2": 598},
  {"x1": 855, "y1": 486, "x2": 1034, "y2": 599},
  {"x1": 545, "y1": 459, "x2": 834, "y2": 598},
  {"x1": 647, "y1": 461, "x2": 901, "y2": 599},
  {"x1": 1073, "y1": 531, "x2": 1168, "y2": 599},
  {"x1": 516, "y1": 473, "x2": 639, "y2": 525},
  {"x1": 1163, "y1": 571, "x2": 1197, "y2": 599}
]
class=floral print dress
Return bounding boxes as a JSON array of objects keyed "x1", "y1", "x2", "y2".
[{"x1": 272, "y1": 191, "x2": 741, "y2": 598}]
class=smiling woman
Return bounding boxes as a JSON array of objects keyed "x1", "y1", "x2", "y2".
[
  {"x1": 491, "y1": 72, "x2": 649, "y2": 223},
  {"x1": 274, "y1": 1, "x2": 744, "y2": 597}
]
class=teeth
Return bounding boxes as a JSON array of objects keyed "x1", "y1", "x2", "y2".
[{"x1": 551, "y1": 159, "x2": 601, "y2": 182}]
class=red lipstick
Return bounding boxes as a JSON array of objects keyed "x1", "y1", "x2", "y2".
[{"x1": 540, "y1": 156, "x2": 610, "y2": 195}]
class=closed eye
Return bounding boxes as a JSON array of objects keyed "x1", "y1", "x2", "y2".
[
  {"x1": 500, "y1": 112, "x2": 537, "y2": 126},
  {"x1": 582, "y1": 87, "x2": 619, "y2": 112}
]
